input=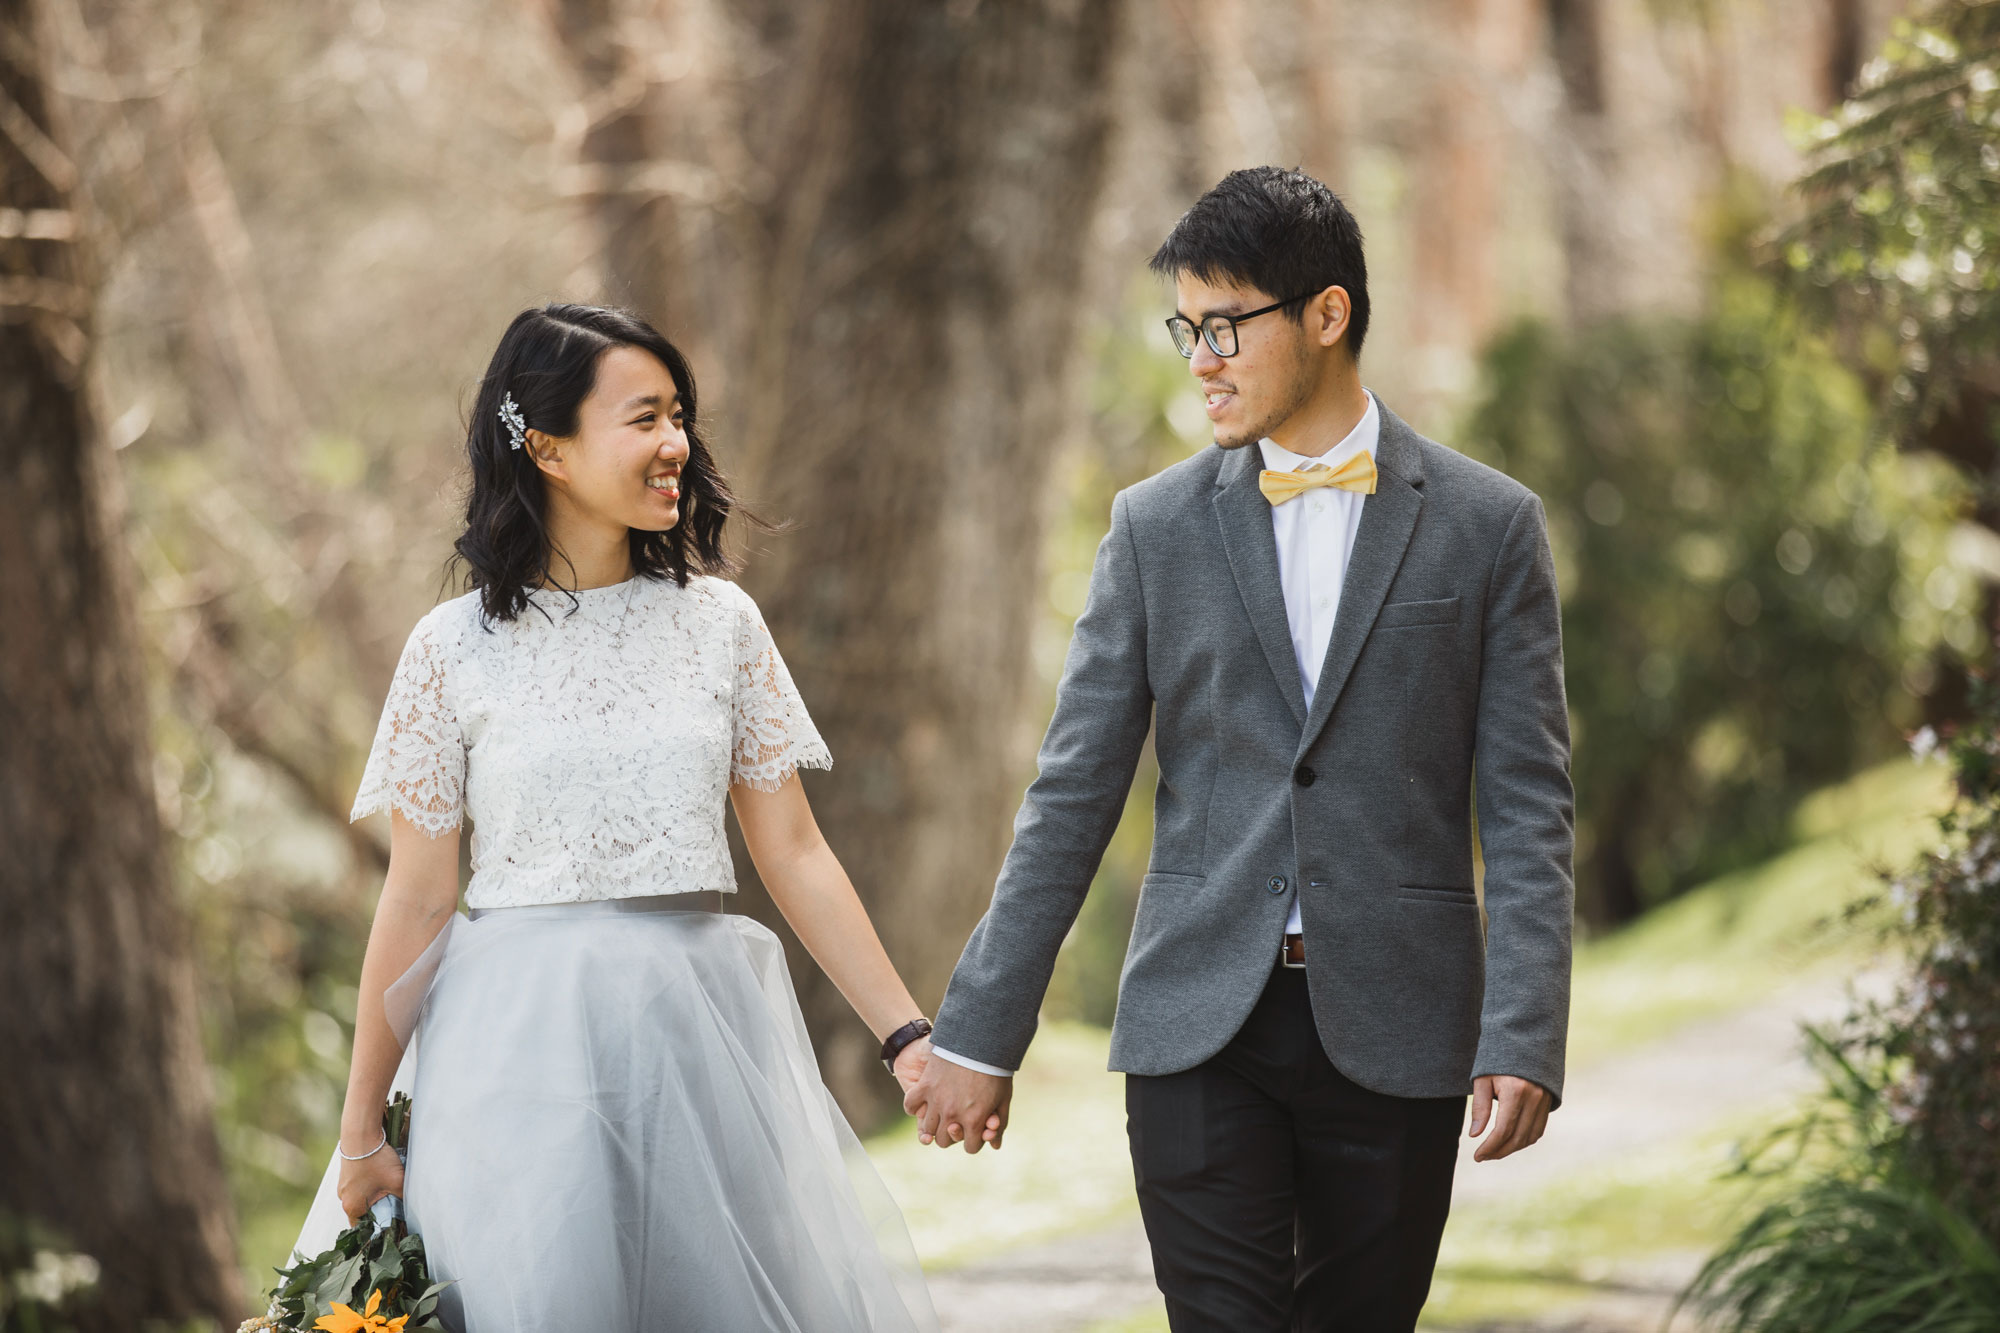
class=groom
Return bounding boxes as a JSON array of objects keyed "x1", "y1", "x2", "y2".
[{"x1": 908, "y1": 166, "x2": 1574, "y2": 1330}]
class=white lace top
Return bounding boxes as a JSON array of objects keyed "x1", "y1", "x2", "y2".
[{"x1": 350, "y1": 574, "x2": 830, "y2": 908}]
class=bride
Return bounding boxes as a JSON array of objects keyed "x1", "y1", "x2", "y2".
[{"x1": 290, "y1": 302, "x2": 942, "y2": 1331}]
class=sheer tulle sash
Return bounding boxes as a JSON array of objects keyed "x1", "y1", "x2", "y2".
[{"x1": 382, "y1": 892, "x2": 724, "y2": 1047}]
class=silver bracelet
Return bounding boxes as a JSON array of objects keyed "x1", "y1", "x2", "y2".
[{"x1": 336, "y1": 1131, "x2": 388, "y2": 1162}]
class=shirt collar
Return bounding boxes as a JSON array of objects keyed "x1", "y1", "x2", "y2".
[{"x1": 1258, "y1": 388, "x2": 1379, "y2": 474}]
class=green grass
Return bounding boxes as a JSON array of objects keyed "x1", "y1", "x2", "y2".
[
  {"x1": 1419, "y1": 1118, "x2": 1772, "y2": 1328},
  {"x1": 1564, "y1": 757, "x2": 1949, "y2": 1067},
  {"x1": 239, "y1": 1205, "x2": 309, "y2": 1307}
]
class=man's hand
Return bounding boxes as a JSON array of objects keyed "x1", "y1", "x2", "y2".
[
  {"x1": 1468, "y1": 1074, "x2": 1551, "y2": 1162},
  {"x1": 904, "y1": 1055, "x2": 1011, "y2": 1153}
]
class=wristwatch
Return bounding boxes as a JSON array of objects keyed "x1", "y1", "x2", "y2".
[{"x1": 880, "y1": 1017, "x2": 932, "y2": 1074}]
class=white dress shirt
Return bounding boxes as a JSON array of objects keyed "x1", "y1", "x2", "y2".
[
  {"x1": 1261, "y1": 389, "x2": 1380, "y2": 934},
  {"x1": 932, "y1": 389, "x2": 1381, "y2": 1080}
]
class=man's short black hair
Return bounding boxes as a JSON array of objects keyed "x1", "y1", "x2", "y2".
[{"x1": 1149, "y1": 166, "x2": 1370, "y2": 360}]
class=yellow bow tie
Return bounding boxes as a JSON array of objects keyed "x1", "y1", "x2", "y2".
[{"x1": 1258, "y1": 453, "x2": 1378, "y2": 506}]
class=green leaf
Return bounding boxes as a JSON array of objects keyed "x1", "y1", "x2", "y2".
[
  {"x1": 314, "y1": 1248, "x2": 367, "y2": 1314},
  {"x1": 366, "y1": 1252, "x2": 403, "y2": 1301}
]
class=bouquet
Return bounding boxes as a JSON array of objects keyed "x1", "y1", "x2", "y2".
[{"x1": 240, "y1": 1094, "x2": 452, "y2": 1332}]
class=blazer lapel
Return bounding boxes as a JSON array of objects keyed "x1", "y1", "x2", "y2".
[
  {"x1": 1212, "y1": 445, "x2": 1309, "y2": 728},
  {"x1": 1298, "y1": 406, "x2": 1427, "y2": 754}
]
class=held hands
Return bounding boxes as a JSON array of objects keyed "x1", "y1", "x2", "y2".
[
  {"x1": 335, "y1": 1134, "x2": 405, "y2": 1223},
  {"x1": 1468, "y1": 1074, "x2": 1551, "y2": 1162},
  {"x1": 903, "y1": 1052, "x2": 1011, "y2": 1153}
]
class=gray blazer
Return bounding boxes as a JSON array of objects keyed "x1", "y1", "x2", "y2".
[{"x1": 931, "y1": 400, "x2": 1575, "y2": 1103}]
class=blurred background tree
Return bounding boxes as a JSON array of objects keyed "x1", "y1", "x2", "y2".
[
  {"x1": 0, "y1": 0, "x2": 239, "y2": 1326},
  {"x1": 1459, "y1": 255, "x2": 1975, "y2": 927},
  {"x1": 1776, "y1": 0, "x2": 2000, "y2": 484},
  {"x1": 1773, "y1": 0, "x2": 2000, "y2": 727},
  {"x1": 545, "y1": 0, "x2": 1129, "y2": 1121},
  {"x1": 1690, "y1": 4, "x2": 2000, "y2": 1326}
]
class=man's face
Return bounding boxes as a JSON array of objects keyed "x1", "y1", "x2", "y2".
[{"x1": 1173, "y1": 273, "x2": 1316, "y2": 450}]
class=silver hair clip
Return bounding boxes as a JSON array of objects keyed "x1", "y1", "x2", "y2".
[{"x1": 499, "y1": 392, "x2": 528, "y2": 451}]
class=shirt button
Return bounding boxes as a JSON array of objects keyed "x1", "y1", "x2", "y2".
[
  {"x1": 1317, "y1": 597, "x2": 1330, "y2": 610},
  {"x1": 1267, "y1": 875, "x2": 1289, "y2": 895}
]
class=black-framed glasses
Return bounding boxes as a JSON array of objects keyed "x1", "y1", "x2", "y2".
[{"x1": 1165, "y1": 292, "x2": 1318, "y2": 358}]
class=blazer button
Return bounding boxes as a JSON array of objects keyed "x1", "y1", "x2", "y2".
[
  {"x1": 1267, "y1": 875, "x2": 1288, "y2": 894},
  {"x1": 1295, "y1": 764, "x2": 1317, "y2": 787}
]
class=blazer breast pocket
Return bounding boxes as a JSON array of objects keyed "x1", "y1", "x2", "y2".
[{"x1": 1376, "y1": 595, "x2": 1460, "y2": 629}]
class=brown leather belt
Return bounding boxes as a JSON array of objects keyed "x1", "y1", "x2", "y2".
[{"x1": 1281, "y1": 932, "x2": 1306, "y2": 969}]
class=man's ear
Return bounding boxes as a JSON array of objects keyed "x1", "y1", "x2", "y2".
[
  {"x1": 1312, "y1": 286, "x2": 1351, "y2": 350},
  {"x1": 525, "y1": 428, "x2": 566, "y2": 483}
]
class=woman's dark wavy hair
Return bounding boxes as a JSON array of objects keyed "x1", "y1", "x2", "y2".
[{"x1": 450, "y1": 303, "x2": 741, "y2": 623}]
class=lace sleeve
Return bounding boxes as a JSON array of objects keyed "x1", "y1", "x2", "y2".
[
  {"x1": 730, "y1": 589, "x2": 831, "y2": 792},
  {"x1": 351, "y1": 608, "x2": 465, "y2": 836}
]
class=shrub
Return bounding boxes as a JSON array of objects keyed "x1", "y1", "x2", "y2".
[{"x1": 1688, "y1": 676, "x2": 2000, "y2": 1327}]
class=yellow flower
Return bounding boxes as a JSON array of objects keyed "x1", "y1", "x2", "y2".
[{"x1": 312, "y1": 1288, "x2": 410, "y2": 1332}]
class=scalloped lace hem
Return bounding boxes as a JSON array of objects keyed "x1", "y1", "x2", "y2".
[
  {"x1": 732, "y1": 746, "x2": 833, "y2": 793},
  {"x1": 351, "y1": 794, "x2": 463, "y2": 838}
]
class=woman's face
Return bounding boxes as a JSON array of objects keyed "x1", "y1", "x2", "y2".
[{"x1": 531, "y1": 345, "x2": 689, "y2": 533}]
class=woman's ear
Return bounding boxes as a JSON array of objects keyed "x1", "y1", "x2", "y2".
[{"x1": 525, "y1": 428, "x2": 566, "y2": 483}]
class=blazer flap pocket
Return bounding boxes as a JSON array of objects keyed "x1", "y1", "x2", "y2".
[
  {"x1": 1396, "y1": 884, "x2": 1477, "y2": 904},
  {"x1": 1377, "y1": 595, "x2": 1460, "y2": 628}
]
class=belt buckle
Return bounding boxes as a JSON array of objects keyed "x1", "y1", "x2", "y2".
[{"x1": 1280, "y1": 934, "x2": 1306, "y2": 970}]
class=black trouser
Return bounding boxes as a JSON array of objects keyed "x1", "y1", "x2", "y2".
[{"x1": 1126, "y1": 964, "x2": 1464, "y2": 1332}]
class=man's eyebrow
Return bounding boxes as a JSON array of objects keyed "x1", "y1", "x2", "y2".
[{"x1": 1174, "y1": 304, "x2": 1249, "y2": 322}]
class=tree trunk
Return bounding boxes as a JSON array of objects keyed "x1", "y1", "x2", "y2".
[
  {"x1": 553, "y1": 0, "x2": 1128, "y2": 1124},
  {"x1": 0, "y1": 1, "x2": 241, "y2": 1325},
  {"x1": 1579, "y1": 787, "x2": 1647, "y2": 930},
  {"x1": 1296, "y1": 0, "x2": 1348, "y2": 185},
  {"x1": 546, "y1": 0, "x2": 690, "y2": 327},
  {"x1": 1820, "y1": 0, "x2": 1867, "y2": 106},
  {"x1": 1405, "y1": 0, "x2": 1538, "y2": 410},
  {"x1": 1544, "y1": 0, "x2": 1628, "y2": 327},
  {"x1": 1181, "y1": 0, "x2": 1284, "y2": 177}
]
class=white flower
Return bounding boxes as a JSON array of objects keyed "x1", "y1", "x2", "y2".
[
  {"x1": 1910, "y1": 725, "x2": 1940, "y2": 761},
  {"x1": 13, "y1": 1250, "x2": 100, "y2": 1306}
]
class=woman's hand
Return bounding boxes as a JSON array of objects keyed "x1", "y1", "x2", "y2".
[
  {"x1": 892, "y1": 1033, "x2": 932, "y2": 1097},
  {"x1": 335, "y1": 1137, "x2": 405, "y2": 1223}
]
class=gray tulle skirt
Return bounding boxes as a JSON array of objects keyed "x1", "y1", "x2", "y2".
[{"x1": 292, "y1": 894, "x2": 938, "y2": 1333}]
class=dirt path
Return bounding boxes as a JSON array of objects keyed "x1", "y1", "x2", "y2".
[{"x1": 926, "y1": 972, "x2": 1884, "y2": 1333}]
